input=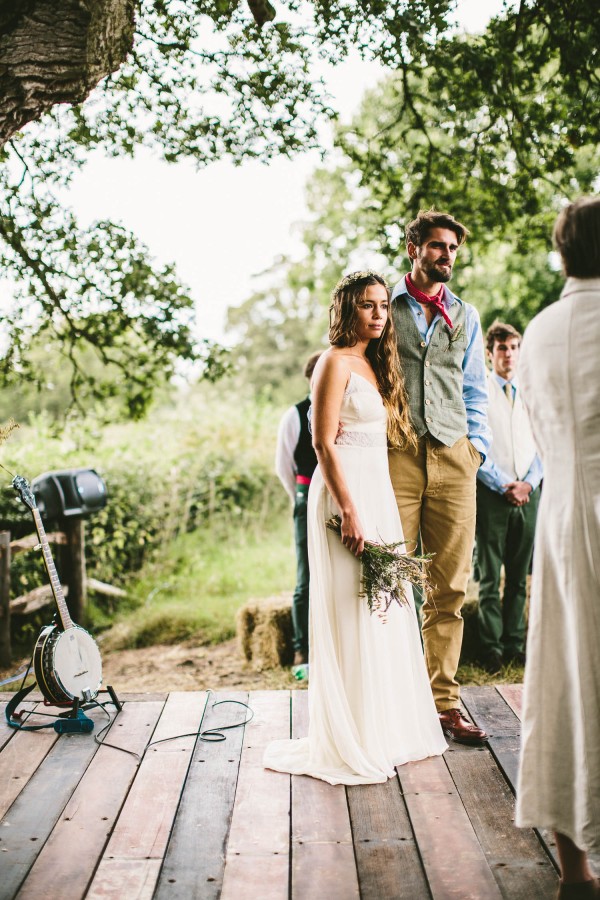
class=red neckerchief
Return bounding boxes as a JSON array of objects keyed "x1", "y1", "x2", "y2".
[{"x1": 405, "y1": 273, "x2": 453, "y2": 329}]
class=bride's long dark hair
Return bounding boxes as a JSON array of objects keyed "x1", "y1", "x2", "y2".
[{"x1": 329, "y1": 271, "x2": 416, "y2": 451}]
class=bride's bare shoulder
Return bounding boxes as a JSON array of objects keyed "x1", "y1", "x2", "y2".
[{"x1": 312, "y1": 348, "x2": 351, "y2": 388}]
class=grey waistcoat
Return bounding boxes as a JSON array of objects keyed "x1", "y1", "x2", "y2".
[{"x1": 392, "y1": 297, "x2": 468, "y2": 447}]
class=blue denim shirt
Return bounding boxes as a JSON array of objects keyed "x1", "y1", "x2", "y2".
[
  {"x1": 477, "y1": 373, "x2": 543, "y2": 494},
  {"x1": 391, "y1": 277, "x2": 491, "y2": 459}
]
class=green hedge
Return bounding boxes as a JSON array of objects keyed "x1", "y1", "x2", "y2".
[{"x1": 0, "y1": 393, "x2": 287, "y2": 600}]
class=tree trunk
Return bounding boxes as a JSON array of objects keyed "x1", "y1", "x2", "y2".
[
  {"x1": 64, "y1": 517, "x2": 86, "y2": 624},
  {"x1": 0, "y1": 0, "x2": 135, "y2": 146}
]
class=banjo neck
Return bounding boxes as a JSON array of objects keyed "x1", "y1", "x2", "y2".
[
  {"x1": 31, "y1": 507, "x2": 74, "y2": 632},
  {"x1": 12, "y1": 474, "x2": 103, "y2": 705}
]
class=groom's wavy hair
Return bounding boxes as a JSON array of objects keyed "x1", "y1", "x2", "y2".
[
  {"x1": 329, "y1": 271, "x2": 417, "y2": 451},
  {"x1": 405, "y1": 208, "x2": 469, "y2": 248}
]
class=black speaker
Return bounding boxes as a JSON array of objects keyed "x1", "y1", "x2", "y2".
[{"x1": 31, "y1": 469, "x2": 108, "y2": 520}]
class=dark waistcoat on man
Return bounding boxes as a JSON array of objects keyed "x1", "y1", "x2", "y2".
[{"x1": 293, "y1": 397, "x2": 318, "y2": 479}]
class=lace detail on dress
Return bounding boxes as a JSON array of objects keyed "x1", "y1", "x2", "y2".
[
  {"x1": 344, "y1": 373, "x2": 379, "y2": 397},
  {"x1": 344, "y1": 377, "x2": 362, "y2": 397},
  {"x1": 335, "y1": 431, "x2": 388, "y2": 447}
]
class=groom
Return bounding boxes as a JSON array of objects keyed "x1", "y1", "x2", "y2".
[{"x1": 389, "y1": 209, "x2": 491, "y2": 745}]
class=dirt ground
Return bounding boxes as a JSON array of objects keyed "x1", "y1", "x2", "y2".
[
  {"x1": 101, "y1": 637, "x2": 303, "y2": 692},
  {"x1": 0, "y1": 638, "x2": 303, "y2": 695}
]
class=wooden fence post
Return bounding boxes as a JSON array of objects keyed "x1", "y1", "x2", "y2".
[
  {"x1": 0, "y1": 531, "x2": 11, "y2": 666},
  {"x1": 64, "y1": 518, "x2": 86, "y2": 623}
]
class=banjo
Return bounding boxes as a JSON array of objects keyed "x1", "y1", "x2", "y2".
[{"x1": 13, "y1": 475, "x2": 103, "y2": 705}]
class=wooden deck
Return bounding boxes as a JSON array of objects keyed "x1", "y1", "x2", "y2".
[{"x1": 0, "y1": 683, "x2": 577, "y2": 899}]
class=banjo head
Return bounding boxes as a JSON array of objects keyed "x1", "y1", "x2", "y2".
[{"x1": 48, "y1": 626, "x2": 102, "y2": 702}]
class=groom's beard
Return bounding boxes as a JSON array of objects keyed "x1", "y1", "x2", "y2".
[{"x1": 424, "y1": 261, "x2": 452, "y2": 283}]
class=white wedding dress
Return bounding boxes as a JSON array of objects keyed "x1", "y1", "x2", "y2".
[{"x1": 264, "y1": 371, "x2": 446, "y2": 785}]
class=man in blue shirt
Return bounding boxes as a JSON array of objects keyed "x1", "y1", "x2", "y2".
[
  {"x1": 390, "y1": 208, "x2": 491, "y2": 746},
  {"x1": 476, "y1": 322, "x2": 542, "y2": 674}
]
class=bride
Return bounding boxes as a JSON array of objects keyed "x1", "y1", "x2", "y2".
[{"x1": 264, "y1": 271, "x2": 446, "y2": 785}]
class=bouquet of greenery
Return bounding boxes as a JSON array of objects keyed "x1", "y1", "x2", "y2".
[{"x1": 325, "y1": 515, "x2": 434, "y2": 619}]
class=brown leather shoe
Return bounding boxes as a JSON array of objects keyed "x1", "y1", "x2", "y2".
[
  {"x1": 439, "y1": 708, "x2": 487, "y2": 745},
  {"x1": 293, "y1": 650, "x2": 308, "y2": 667}
]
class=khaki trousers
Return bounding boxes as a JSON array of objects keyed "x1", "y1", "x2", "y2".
[{"x1": 389, "y1": 435, "x2": 480, "y2": 710}]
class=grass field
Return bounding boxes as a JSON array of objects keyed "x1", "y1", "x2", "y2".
[
  {"x1": 99, "y1": 508, "x2": 296, "y2": 650},
  {"x1": 1, "y1": 399, "x2": 523, "y2": 688},
  {"x1": 97, "y1": 508, "x2": 524, "y2": 687}
]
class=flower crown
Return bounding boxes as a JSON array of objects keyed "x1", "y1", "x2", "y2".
[{"x1": 333, "y1": 270, "x2": 386, "y2": 296}]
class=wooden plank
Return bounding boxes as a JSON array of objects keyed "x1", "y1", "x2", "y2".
[
  {"x1": 473, "y1": 687, "x2": 600, "y2": 876},
  {"x1": 0, "y1": 707, "x2": 58, "y2": 818},
  {"x1": 0, "y1": 705, "x2": 107, "y2": 900},
  {"x1": 444, "y1": 741, "x2": 558, "y2": 898},
  {"x1": 0, "y1": 531, "x2": 11, "y2": 666},
  {"x1": 87, "y1": 577, "x2": 127, "y2": 599},
  {"x1": 397, "y1": 753, "x2": 503, "y2": 899},
  {"x1": 87, "y1": 691, "x2": 209, "y2": 900},
  {"x1": 1, "y1": 690, "x2": 42, "y2": 703},
  {"x1": 17, "y1": 700, "x2": 165, "y2": 900},
  {"x1": 461, "y1": 686, "x2": 521, "y2": 790},
  {"x1": 10, "y1": 583, "x2": 68, "y2": 616},
  {"x1": 220, "y1": 691, "x2": 291, "y2": 900},
  {"x1": 0, "y1": 700, "x2": 10, "y2": 748},
  {"x1": 348, "y1": 777, "x2": 429, "y2": 899},
  {"x1": 497, "y1": 683, "x2": 523, "y2": 720},
  {"x1": 1, "y1": 690, "x2": 169, "y2": 704},
  {"x1": 0, "y1": 698, "x2": 32, "y2": 750},
  {"x1": 82, "y1": 859, "x2": 162, "y2": 900},
  {"x1": 102, "y1": 691, "x2": 169, "y2": 703},
  {"x1": 461, "y1": 687, "x2": 562, "y2": 874},
  {"x1": 154, "y1": 691, "x2": 249, "y2": 900},
  {"x1": 291, "y1": 690, "x2": 359, "y2": 899},
  {"x1": 10, "y1": 532, "x2": 67, "y2": 553}
]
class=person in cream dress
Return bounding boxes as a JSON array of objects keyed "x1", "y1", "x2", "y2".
[{"x1": 516, "y1": 197, "x2": 600, "y2": 899}]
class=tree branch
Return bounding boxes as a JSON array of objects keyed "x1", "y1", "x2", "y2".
[
  {"x1": 0, "y1": 0, "x2": 135, "y2": 146},
  {"x1": 247, "y1": 0, "x2": 276, "y2": 28}
]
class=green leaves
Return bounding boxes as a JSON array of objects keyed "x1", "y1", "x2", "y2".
[
  {"x1": 0, "y1": 156, "x2": 224, "y2": 418},
  {"x1": 1, "y1": 0, "x2": 598, "y2": 415},
  {"x1": 224, "y1": 1, "x2": 599, "y2": 369}
]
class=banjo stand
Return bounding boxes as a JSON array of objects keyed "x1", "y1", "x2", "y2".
[{"x1": 12, "y1": 474, "x2": 121, "y2": 720}]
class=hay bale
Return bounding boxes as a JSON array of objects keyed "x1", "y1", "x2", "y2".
[
  {"x1": 236, "y1": 575, "x2": 529, "y2": 670},
  {"x1": 236, "y1": 603, "x2": 256, "y2": 663},
  {"x1": 236, "y1": 593, "x2": 294, "y2": 670}
]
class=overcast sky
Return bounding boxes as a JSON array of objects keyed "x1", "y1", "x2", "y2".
[{"x1": 66, "y1": 0, "x2": 506, "y2": 345}]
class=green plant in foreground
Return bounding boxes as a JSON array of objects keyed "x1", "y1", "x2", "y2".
[{"x1": 0, "y1": 391, "x2": 287, "y2": 611}]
